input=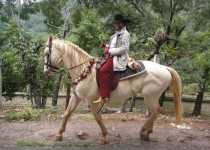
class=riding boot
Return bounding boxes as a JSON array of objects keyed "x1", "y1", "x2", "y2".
[{"x1": 93, "y1": 97, "x2": 110, "y2": 103}]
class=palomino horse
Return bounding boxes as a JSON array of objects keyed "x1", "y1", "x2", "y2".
[{"x1": 44, "y1": 38, "x2": 182, "y2": 144}]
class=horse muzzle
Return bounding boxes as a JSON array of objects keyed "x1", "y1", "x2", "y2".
[{"x1": 44, "y1": 69, "x2": 53, "y2": 76}]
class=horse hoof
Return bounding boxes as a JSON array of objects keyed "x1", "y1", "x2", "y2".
[
  {"x1": 98, "y1": 137, "x2": 107, "y2": 145},
  {"x1": 148, "y1": 129, "x2": 153, "y2": 134},
  {"x1": 55, "y1": 135, "x2": 63, "y2": 141},
  {"x1": 140, "y1": 134, "x2": 150, "y2": 141}
]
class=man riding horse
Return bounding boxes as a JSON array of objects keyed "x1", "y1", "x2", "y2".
[{"x1": 94, "y1": 14, "x2": 132, "y2": 103}]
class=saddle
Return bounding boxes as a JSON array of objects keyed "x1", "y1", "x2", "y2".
[{"x1": 96, "y1": 58, "x2": 146, "y2": 91}]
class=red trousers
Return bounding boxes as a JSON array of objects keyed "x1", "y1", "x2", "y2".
[{"x1": 100, "y1": 57, "x2": 113, "y2": 98}]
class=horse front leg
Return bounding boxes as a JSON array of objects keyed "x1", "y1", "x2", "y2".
[
  {"x1": 55, "y1": 94, "x2": 81, "y2": 141},
  {"x1": 89, "y1": 103, "x2": 108, "y2": 144}
]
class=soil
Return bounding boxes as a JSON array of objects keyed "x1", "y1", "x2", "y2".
[{"x1": 0, "y1": 111, "x2": 210, "y2": 149}]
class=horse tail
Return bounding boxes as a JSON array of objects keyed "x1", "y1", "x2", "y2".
[{"x1": 167, "y1": 67, "x2": 182, "y2": 124}]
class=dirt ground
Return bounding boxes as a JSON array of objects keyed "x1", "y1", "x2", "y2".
[
  {"x1": 0, "y1": 97, "x2": 210, "y2": 149},
  {"x1": 0, "y1": 110, "x2": 210, "y2": 149}
]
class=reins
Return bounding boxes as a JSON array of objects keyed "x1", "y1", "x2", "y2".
[{"x1": 66, "y1": 59, "x2": 94, "y2": 70}]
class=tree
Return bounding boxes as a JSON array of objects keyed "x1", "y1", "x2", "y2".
[
  {"x1": 0, "y1": 0, "x2": 54, "y2": 108},
  {"x1": 40, "y1": 0, "x2": 74, "y2": 106}
]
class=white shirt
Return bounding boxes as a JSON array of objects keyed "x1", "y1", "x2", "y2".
[{"x1": 109, "y1": 34, "x2": 117, "y2": 48}]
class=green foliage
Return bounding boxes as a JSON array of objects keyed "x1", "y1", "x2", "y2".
[
  {"x1": 39, "y1": 0, "x2": 69, "y2": 33},
  {"x1": 71, "y1": 8, "x2": 107, "y2": 55},
  {"x1": 182, "y1": 84, "x2": 198, "y2": 96},
  {"x1": 5, "y1": 111, "x2": 18, "y2": 121},
  {"x1": 0, "y1": 0, "x2": 39, "y2": 23},
  {"x1": 21, "y1": 13, "x2": 48, "y2": 36}
]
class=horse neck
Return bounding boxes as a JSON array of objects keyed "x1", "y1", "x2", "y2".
[{"x1": 59, "y1": 41, "x2": 93, "y2": 80}]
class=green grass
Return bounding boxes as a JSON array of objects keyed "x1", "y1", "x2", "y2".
[
  {"x1": 16, "y1": 138, "x2": 45, "y2": 147},
  {"x1": 5, "y1": 111, "x2": 18, "y2": 121},
  {"x1": 5, "y1": 108, "x2": 42, "y2": 121},
  {"x1": 53, "y1": 140, "x2": 92, "y2": 147},
  {"x1": 48, "y1": 106, "x2": 58, "y2": 114},
  {"x1": 78, "y1": 140, "x2": 92, "y2": 147},
  {"x1": 61, "y1": 141, "x2": 73, "y2": 147}
]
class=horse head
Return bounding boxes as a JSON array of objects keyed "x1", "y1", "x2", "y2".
[{"x1": 44, "y1": 36, "x2": 63, "y2": 76}]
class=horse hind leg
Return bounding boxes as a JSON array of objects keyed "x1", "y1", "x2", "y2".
[
  {"x1": 55, "y1": 94, "x2": 81, "y2": 141},
  {"x1": 140, "y1": 95, "x2": 162, "y2": 141},
  {"x1": 89, "y1": 103, "x2": 108, "y2": 145}
]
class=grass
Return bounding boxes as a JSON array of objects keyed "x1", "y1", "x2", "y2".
[
  {"x1": 53, "y1": 140, "x2": 92, "y2": 147},
  {"x1": 61, "y1": 141, "x2": 73, "y2": 147},
  {"x1": 81, "y1": 116, "x2": 94, "y2": 122},
  {"x1": 48, "y1": 106, "x2": 58, "y2": 114},
  {"x1": 79, "y1": 140, "x2": 92, "y2": 147},
  {"x1": 16, "y1": 138, "x2": 45, "y2": 147},
  {"x1": 5, "y1": 108, "x2": 42, "y2": 121}
]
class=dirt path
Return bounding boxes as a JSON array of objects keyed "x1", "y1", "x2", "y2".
[{"x1": 0, "y1": 112, "x2": 210, "y2": 149}]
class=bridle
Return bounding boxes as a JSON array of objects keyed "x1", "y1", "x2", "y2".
[{"x1": 44, "y1": 37, "x2": 59, "y2": 72}]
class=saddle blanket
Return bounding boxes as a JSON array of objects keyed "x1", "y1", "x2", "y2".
[{"x1": 115, "y1": 60, "x2": 146, "y2": 80}]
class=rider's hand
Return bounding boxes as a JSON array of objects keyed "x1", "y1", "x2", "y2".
[
  {"x1": 101, "y1": 42, "x2": 106, "y2": 48},
  {"x1": 104, "y1": 48, "x2": 109, "y2": 54}
]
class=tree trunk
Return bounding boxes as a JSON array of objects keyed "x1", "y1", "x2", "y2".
[
  {"x1": 41, "y1": 93, "x2": 47, "y2": 108},
  {"x1": 41, "y1": 77, "x2": 49, "y2": 108},
  {"x1": 52, "y1": 72, "x2": 63, "y2": 106},
  {"x1": 34, "y1": 88, "x2": 42, "y2": 108},
  {"x1": 129, "y1": 96, "x2": 136, "y2": 112},
  {"x1": 192, "y1": 68, "x2": 210, "y2": 116}
]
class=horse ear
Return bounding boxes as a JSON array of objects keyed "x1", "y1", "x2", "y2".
[{"x1": 49, "y1": 36, "x2": 52, "y2": 42}]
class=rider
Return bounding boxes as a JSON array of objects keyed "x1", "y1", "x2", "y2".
[{"x1": 94, "y1": 14, "x2": 131, "y2": 103}]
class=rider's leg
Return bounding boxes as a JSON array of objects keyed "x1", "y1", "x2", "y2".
[{"x1": 94, "y1": 57, "x2": 113, "y2": 103}]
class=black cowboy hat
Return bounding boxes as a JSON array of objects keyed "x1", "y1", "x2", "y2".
[{"x1": 114, "y1": 14, "x2": 131, "y2": 24}]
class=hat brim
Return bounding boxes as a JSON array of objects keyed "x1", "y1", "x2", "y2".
[{"x1": 123, "y1": 19, "x2": 131, "y2": 23}]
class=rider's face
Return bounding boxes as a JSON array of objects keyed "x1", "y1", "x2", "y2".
[{"x1": 114, "y1": 21, "x2": 125, "y2": 30}]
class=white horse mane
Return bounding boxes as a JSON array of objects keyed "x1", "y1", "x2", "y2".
[{"x1": 52, "y1": 39, "x2": 94, "y2": 80}]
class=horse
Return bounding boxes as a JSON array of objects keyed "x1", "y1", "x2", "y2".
[{"x1": 44, "y1": 38, "x2": 182, "y2": 144}]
